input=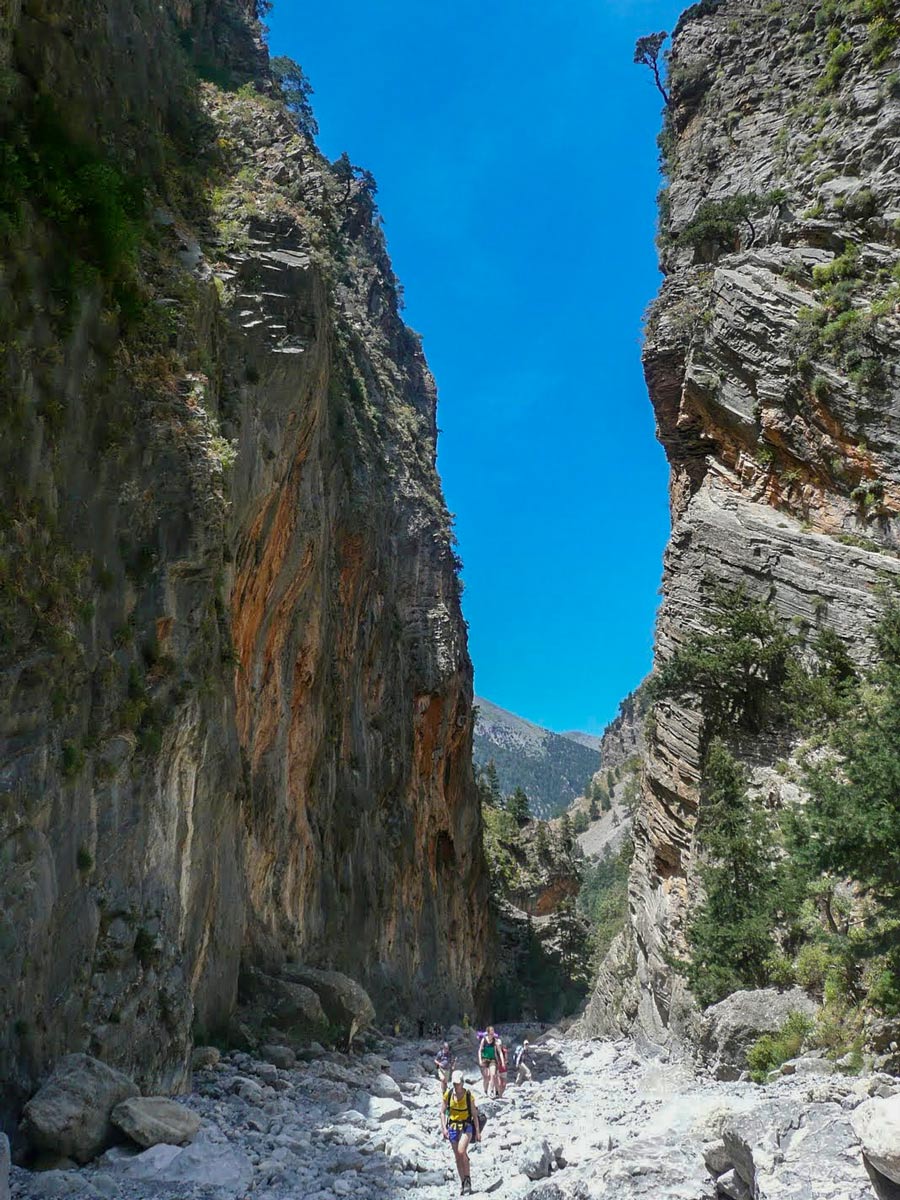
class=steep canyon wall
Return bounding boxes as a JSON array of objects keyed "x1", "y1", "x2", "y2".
[
  {"x1": 0, "y1": 0, "x2": 488, "y2": 1126},
  {"x1": 582, "y1": 0, "x2": 900, "y2": 1047}
]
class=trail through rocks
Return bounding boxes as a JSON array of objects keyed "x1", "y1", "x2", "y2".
[{"x1": 10, "y1": 1027, "x2": 896, "y2": 1200}]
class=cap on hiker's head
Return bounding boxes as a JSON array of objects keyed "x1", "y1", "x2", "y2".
[{"x1": 451, "y1": 1069, "x2": 464, "y2": 1084}]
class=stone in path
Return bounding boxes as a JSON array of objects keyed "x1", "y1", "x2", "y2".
[
  {"x1": 110, "y1": 1096, "x2": 201, "y2": 1148},
  {"x1": 21, "y1": 1055, "x2": 139, "y2": 1163}
]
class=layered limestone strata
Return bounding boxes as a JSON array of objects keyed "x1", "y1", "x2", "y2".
[
  {"x1": 582, "y1": 0, "x2": 900, "y2": 1047},
  {"x1": 0, "y1": 0, "x2": 488, "y2": 1125}
]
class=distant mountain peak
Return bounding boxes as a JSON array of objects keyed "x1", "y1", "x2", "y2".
[{"x1": 473, "y1": 696, "x2": 601, "y2": 818}]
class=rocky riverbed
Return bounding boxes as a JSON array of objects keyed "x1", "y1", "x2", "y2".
[{"x1": 8, "y1": 1028, "x2": 900, "y2": 1200}]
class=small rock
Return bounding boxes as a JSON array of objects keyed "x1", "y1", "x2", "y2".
[
  {"x1": 255, "y1": 1062, "x2": 278, "y2": 1085},
  {"x1": 717, "y1": 1167, "x2": 752, "y2": 1200},
  {"x1": 261, "y1": 1045, "x2": 296, "y2": 1069},
  {"x1": 191, "y1": 1046, "x2": 221, "y2": 1070},
  {"x1": 518, "y1": 1137, "x2": 552, "y2": 1181},
  {"x1": 111, "y1": 1096, "x2": 201, "y2": 1148},
  {"x1": 370, "y1": 1073, "x2": 402, "y2": 1101},
  {"x1": 362, "y1": 1096, "x2": 406, "y2": 1122}
]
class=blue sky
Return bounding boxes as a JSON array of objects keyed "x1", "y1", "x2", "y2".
[{"x1": 266, "y1": 0, "x2": 687, "y2": 735}]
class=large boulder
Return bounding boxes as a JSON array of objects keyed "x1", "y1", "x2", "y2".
[
  {"x1": 852, "y1": 1094, "x2": 900, "y2": 1185},
  {"x1": 111, "y1": 1097, "x2": 201, "y2": 1149},
  {"x1": 281, "y1": 965, "x2": 375, "y2": 1035},
  {"x1": 237, "y1": 967, "x2": 327, "y2": 1041},
  {"x1": 698, "y1": 988, "x2": 817, "y2": 1081},
  {"x1": 21, "y1": 1054, "x2": 139, "y2": 1163},
  {"x1": 722, "y1": 1101, "x2": 871, "y2": 1199}
]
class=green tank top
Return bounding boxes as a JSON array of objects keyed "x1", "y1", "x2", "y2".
[{"x1": 482, "y1": 1041, "x2": 496, "y2": 1061}]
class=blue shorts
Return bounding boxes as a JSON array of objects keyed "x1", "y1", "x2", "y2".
[{"x1": 448, "y1": 1122, "x2": 474, "y2": 1143}]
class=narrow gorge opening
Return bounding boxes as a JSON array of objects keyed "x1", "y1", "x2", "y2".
[{"x1": 3, "y1": 2, "x2": 900, "y2": 1198}]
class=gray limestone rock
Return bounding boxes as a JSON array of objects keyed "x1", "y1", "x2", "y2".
[
  {"x1": 723, "y1": 1102, "x2": 871, "y2": 1200},
  {"x1": 20, "y1": 1055, "x2": 139, "y2": 1163},
  {"x1": 518, "y1": 1138, "x2": 552, "y2": 1181},
  {"x1": 370, "y1": 1072, "x2": 403, "y2": 1100},
  {"x1": 0, "y1": 1133, "x2": 8, "y2": 1200},
  {"x1": 280, "y1": 965, "x2": 376, "y2": 1035},
  {"x1": 582, "y1": 0, "x2": 900, "y2": 1060},
  {"x1": 852, "y1": 1094, "x2": 900, "y2": 1185},
  {"x1": 698, "y1": 989, "x2": 817, "y2": 1081},
  {"x1": 260, "y1": 1045, "x2": 295, "y2": 1070},
  {"x1": 110, "y1": 1096, "x2": 201, "y2": 1148}
]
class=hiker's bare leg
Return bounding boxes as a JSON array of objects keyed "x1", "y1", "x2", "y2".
[
  {"x1": 481, "y1": 1065, "x2": 489, "y2": 1095},
  {"x1": 488, "y1": 1062, "x2": 498, "y2": 1097},
  {"x1": 456, "y1": 1132, "x2": 471, "y2": 1182}
]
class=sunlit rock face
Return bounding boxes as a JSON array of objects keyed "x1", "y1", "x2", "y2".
[
  {"x1": 581, "y1": 0, "x2": 900, "y2": 1047},
  {"x1": 0, "y1": 0, "x2": 488, "y2": 1126}
]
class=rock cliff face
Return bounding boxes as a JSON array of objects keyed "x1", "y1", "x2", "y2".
[
  {"x1": 0, "y1": 0, "x2": 488, "y2": 1127},
  {"x1": 583, "y1": 0, "x2": 900, "y2": 1047}
]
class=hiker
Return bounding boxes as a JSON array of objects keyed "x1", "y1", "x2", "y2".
[
  {"x1": 478, "y1": 1025, "x2": 500, "y2": 1098},
  {"x1": 514, "y1": 1039, "x2": 533, "y2": 1084},
  {"x1": 440, "y1": 1069, "x2": 481, "y2": 1195},
  {"x1": 496, "y1": 1035, "x2": 508, "y2": 1096},
  {"x1": 435, "y1": 1040, "x2": 454, "y2": 1090}
]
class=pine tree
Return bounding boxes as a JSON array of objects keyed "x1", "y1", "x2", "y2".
[
  {"x1": 797, "y1": 602, "x2": 900, "y2": 1007},
  {"x1": 686, "y1": 740, "x2": 778, "y2": 1007},
  {"x1": 483, "y1": 760, "x2": 502, "y2": 806},
  {"x1": 588, "y1": 795, "x2": 600, "y2": 822},
  {"x1": 507, "y1": 786, "x2": 531, "y2": 825},
  {"x1": 533, "y1": 820, "x2": 549, "y2": 858},
  {"x1": 557, "y1": 812, "x2": 574, "y2": 853}
]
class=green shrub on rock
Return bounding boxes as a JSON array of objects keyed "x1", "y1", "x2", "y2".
[{"x1": 747, "y1": 1011, "x2": 814, "y2": 1082}]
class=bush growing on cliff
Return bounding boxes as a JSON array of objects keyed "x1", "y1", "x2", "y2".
[
  {"x1": 664, "y1": 191, "x2": 785, "y2": 255},
  {"x1": 0, "y1": 99, "x2": 145, "y2": 305},
  {"x1": 747, "y1": 1012, "x2": 814, "y2": 1083},
  {"x1": 685, "y1": 741, "x2": 786, "y2": 1006},
  {"x1": 647, "y1": 586, "x2": 858, "y2": 742},
  {"x1": 791, "y1": 600, "x2": 900, "y2": 1012},
  {"x1": 578, "y1": 838, "x2": 632, "y2": 969}
]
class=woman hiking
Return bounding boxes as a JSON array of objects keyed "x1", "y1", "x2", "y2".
[
  {"x1": 440, "y1": 1069, "x2": 481, "y2": 1195},
  {"x1": 478, "y1": 1025, "x2": 500, "y2": 1098}
]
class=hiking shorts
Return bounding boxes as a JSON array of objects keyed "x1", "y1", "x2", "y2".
[{"x1": 448, "y1": 1122, "x2": 474, "y2": 1144}]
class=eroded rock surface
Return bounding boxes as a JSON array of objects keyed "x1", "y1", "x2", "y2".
[
  {"x1": 583, "y1": 0, "x2": 900, "y2": 1049},
  {"x1": 0, "y1": 0, "x2": 488, "y2": 1126}
]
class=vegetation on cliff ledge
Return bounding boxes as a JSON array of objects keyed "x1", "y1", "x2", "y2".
[{"x1": 650, "y1": 585, "x2": 900, "y2": 1054}]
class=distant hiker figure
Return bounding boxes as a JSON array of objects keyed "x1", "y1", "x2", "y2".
[
  {"x1": 496, "y1": 1034, "x2": 508, "y2": 1096},
  {"x1": 435, "y1": 1040, "x2": 454, "y2": 1091},
  {"x1": 478, "y1": 1025, "x2": 500, "y2": 1098},
  {"x1": 515, "y1": 1039, "x2": 533, "y2": 1084},
  {"x1": 440, "y1": 1069, "x2": 481, "y2": 1195}
]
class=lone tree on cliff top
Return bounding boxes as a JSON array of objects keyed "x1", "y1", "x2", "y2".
[{"x1": 634, "y1": 31, "x2": 670, "y2": 107}]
